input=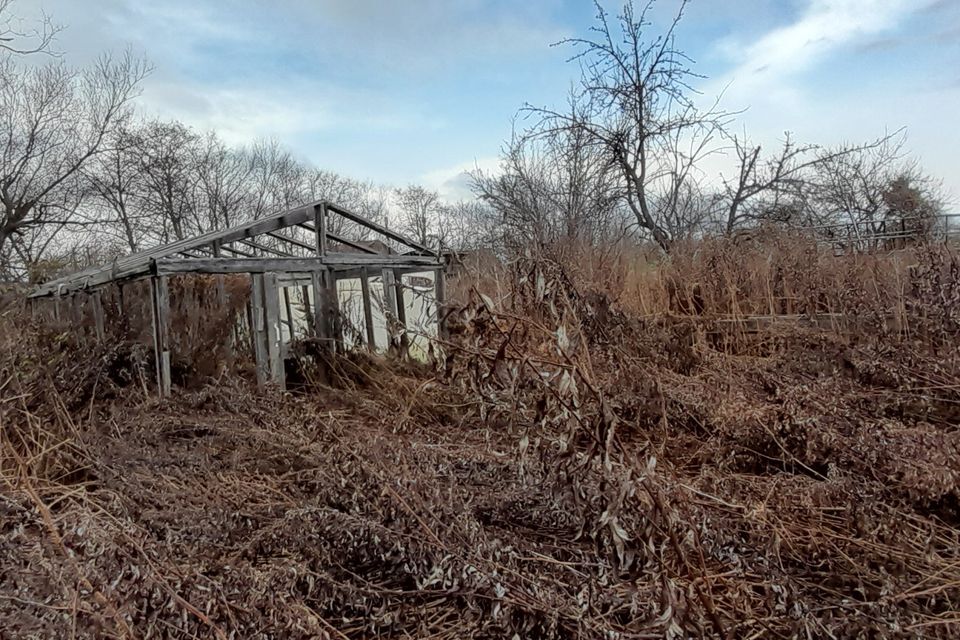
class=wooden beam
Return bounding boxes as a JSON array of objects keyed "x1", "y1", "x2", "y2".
[
  {"x1": 91, "y1": 290, "x2": 106, "y2": 342},
  {"x1": 301, "y1": 284, "x2": 314, "y2": 334},
  {"x1": 298, "y1": 221, "x2": 380, "y2": 254},
  {"x1": 326, "y1": 202, "x2": 434, "y2": 255},
  {"x1": 360, "y1": 267, "x2": 375, "y2": 349},
  {"x1": 150, "y1": 276, "x2": 172, "y2": 398},
  {"x1": 236, "y1": 238, "x2": 295, "y2": 257},
  {"x1": 263, "y1": 272, "x2": 285, "y2": 389},
  {"x1": 435, "y1": 268, "x2": 447, "y2": 340},
  {"x1": 152, "y1": 255, "x2": 439, "y2": 275},
  {"x1": 250, "y1": 274, "x2": 269, "y2": 388},
  {"x1": 266, "y1": 230, "x2": 315, "y2": 253},
  {"x1": 282, "y1": 283, "x2": 295, "y2": 342},
  {"x1": 314, "y1": 203, "x2": 328, "y2": 256},
  {"x1": 310, "y1": 270, "x2": 324, "y2": 340}
]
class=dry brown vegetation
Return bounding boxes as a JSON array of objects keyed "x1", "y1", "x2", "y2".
[{"x1": 3, "y1": 235, "x2": 960, "y2": 638}]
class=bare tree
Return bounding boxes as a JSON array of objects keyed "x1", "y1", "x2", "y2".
[
  {"x1": 133, "y1": 120, "x2": 202, "y2": 242},
  {"x1": 394, "y1": 184, "x2": 441, "y2": 248},
  {"x1": 195, "y1": 132, "x2": 254, "y2": 230},
  {"x1": 806, "y1": 134, "x2": 944, "y2": 244},
  {"x1": 0, "y1": 0, "x2": 62, "y2": 56},
  {"x1": 526, "y1": 0, "x2": 724, "y2": 251},
  {"x1": 0, "y1": 50, "x2": 148, "y2": 276},
  {"x1": 473, "y1": 103, "x2": 624, "y2": 250}
]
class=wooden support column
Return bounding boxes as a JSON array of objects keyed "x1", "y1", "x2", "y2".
[
  {"x1": 393, "y1": 271, "x2": 407, "y2": 327},
  {"x1": 360, "y1": 267, "x2": 376, "y2": 349},
  {"x1": 92, "y1": 290, "x2": 106, "y2": 342},
  {"x1": 324, "y1": 268, "x2": 342, "y2": 351},
  {"x1": 211, "y1": 239, "x2": 236, "y2": 363},
  {"x1": 282, "y1": 285, "x2": 296, "y2": 342},
  {"x1": 382, "y1": 269, "x2": 398, "y2": 319},
  {"x1": 310, "y1": 270, "x2": 324, "y2": 340},
  {"x1": 435, "y1": 267, "x2": 448, "y2": 340},
  {"x1": 150, "y1": 276, "x2": 172, "y2": 398},
  {"x1": 250, "y1": 274, "x2": 269, "y2": 388},
  {"x1": 301, "y1": 284, "x2": 314, "y2": 334},
  {"x1": 263, "y1": 272, "x2": 285, "y2": 389}
]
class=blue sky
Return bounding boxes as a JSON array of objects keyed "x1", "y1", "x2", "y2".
[{"x1": 22, "y1": 0, "x2": 960, "y2": 202}]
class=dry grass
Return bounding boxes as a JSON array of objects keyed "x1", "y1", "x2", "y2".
[{"x1": 2, "y1": 234, "x2": 960, "y2": 638}]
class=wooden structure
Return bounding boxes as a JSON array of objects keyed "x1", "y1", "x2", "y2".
[{"x1": 28, "y1": 201, "x2": 447, "y2": 396}]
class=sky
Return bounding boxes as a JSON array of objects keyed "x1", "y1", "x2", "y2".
[{"x1": 14, "y1": 0, "x2": 960, "y2": 203}]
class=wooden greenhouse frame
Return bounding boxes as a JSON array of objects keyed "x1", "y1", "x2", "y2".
[{"x1": 28, "y1": 201, "x2": 447, "y2": 396}]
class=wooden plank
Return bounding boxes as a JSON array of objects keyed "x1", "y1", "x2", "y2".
[
  {"x1": 150, "y1": 276, "x2": 172, "y2": 398},
  {"x1": 360, "y1": 267, "x2": 375, "y2": 349},
  {"x1": 153, "y1": 255, "x2": 438, "y2": 275},
  {"x1": 263, "y1": 272, "x2": 285, "y2": 389},
  {"x1": 382, "y1": 269, "x2": 398, "y2": 321},
  {"x1": 321, "y1": 268, "x2": 341, "y2": 349},
  {"x1": 435, "y1": 268, "x2": 447, "y2": 340},
  {"x1": 236, "y1": 238, "x2": 295, "y2": 257},
  {"x1": 314, "y1": 203, "x2": 328, "y2": 256},
  {"x1": 301, "y1": 284, "x2": 314, "y2": 334},
  {"x1": 92, "y1": 290, "x2": 106, "y2": 342},
  {"x1": 326, "y1": 202, "x2": 434, "y2": 255},
  {"x1": 393, "y1": 272, "x2": 407, "y2": 327},
  {"x1": 250, "y1": 274, "x2": 269, "y2": 388},
  {"x1": 310, "y1": 270, "x2": 324, "y2": 340},
  {"x1": 267, "y1": 230, "x2": 315, "y2": 253},
  {"x1": 298, "y1": 221, "x2": 380, "y2": 254},
  {"x1": 282, "y1": 284, "x2": 295, "y2": 342}
]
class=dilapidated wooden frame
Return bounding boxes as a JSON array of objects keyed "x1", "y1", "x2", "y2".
[{"x1": 29, "y1": 201, "x2": 447, "y2": 396}]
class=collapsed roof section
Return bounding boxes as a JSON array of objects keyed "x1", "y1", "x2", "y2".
[{"x1": 30, "y1": 201, "x2": 441, "y2": 298}]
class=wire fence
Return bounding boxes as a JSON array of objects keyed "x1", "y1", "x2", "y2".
[{"x1": 787, "y1": 213, "x2": 960, "y2": 253}]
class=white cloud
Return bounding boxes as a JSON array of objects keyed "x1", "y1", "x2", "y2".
[
  {"x1": 709, "y1": 0, "x2": 924, "y2": 101},
  {"x1": 421, "y1": 156, "x2": 500, "y2": 202}
]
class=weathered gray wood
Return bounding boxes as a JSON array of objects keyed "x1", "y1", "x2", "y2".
[
  {"x1": 393, "y1": 272, "x2": 407, "y2": 327},
  {"x1": 91, "y1": 290, "x2": 106, "y2": 342},
  {"x1": 310, "y1": 270, "x2": 324, "y2": 340},
  {"x1": 150, "y1": 276, "x2": 172, "y2": 398},
  {"x1": 235, "y1": 238, "x2": 295, "y2": 257},
  {"x1": 435, "y1": 268, "x2": 447, "y2": 340},
  {"x1": 267, "y1": 230, "x2": 315, "y2": 254},
  {"x1": 382, "y1": 269, "x2": 398, "y2": 320},
  {"x1": 31, "y1": 199, "x2": 439, "y2": 298},
  {"x1": 314, "y1": 203, "x2": 328, "y2": 256},
  {"x1": 323, "y1": 269, "x2": 342, "y2": 349},
  {"x1": 250, "y1": 274, "x2": 269, "y2": 388},
  {"x1": 298, "y1": 222, "x2": 380, "y2": 254},
  {"x1": 327, "y1": 202, "x2": 434, "y2": 255},
  {"x1": 281, "y1": 284, "x2": 295, "y2": 341},
  {"x1": 153, "y1": 255, "x2": 438, "y2": 275},
  {"x1": 262, "y1": 272, "x2": 285, "y2": 389},
  {"x1": 359, "y1": 267, "x2": 375, "y2": 349},
  {"x1": 301, "y1": 284, "x2": 314, "y2": 334}
]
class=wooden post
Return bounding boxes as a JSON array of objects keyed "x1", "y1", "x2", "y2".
[
  {"x1": 250, "y1": 274, "x2": 269, "y2": 388},
  {"x1": 281, "y1": 284, "x2": 296, "y2": 343},
  {"x1": 324, "y1": 268, "x2": 341, "y2": 351},
  {"x1": 314, "y1": 203, "x2": 328, "y2": 256},
  {"x1": 150, "y1": 276, "x2": 172, "y2": 398},
  {"x1": 360, "y1": 267, "x2": 376, "y2": 349},
  {"x1": 435, "y1": 267, "x2": 447, "y2": 340},
  {"x1": 263, "y1": 272, "x2": 285, "y2": 389},
  {"x1": 92, "y1": 290, "x2": 106, "y2": 342},
  {"x1": 393, "y1": 271, "x2": 407, "y2": 327},
  {"x1": 301, "y1": 284, "x2": 314, "y2": 335},
  {"x1": 382, "y1": 269, "x2": 398, "y2": 319},
  {"x1": 310, "y1": 270, "x2": 324, "y2": 340}
]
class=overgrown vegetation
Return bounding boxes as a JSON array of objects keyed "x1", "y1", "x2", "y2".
[{"x1": 4, "y1": 236, "x2": 960, "y2": 638}]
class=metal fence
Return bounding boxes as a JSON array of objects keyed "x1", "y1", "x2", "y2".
[{"x1": 789, "y1": 213, "x2": 959, "y2": 253}]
